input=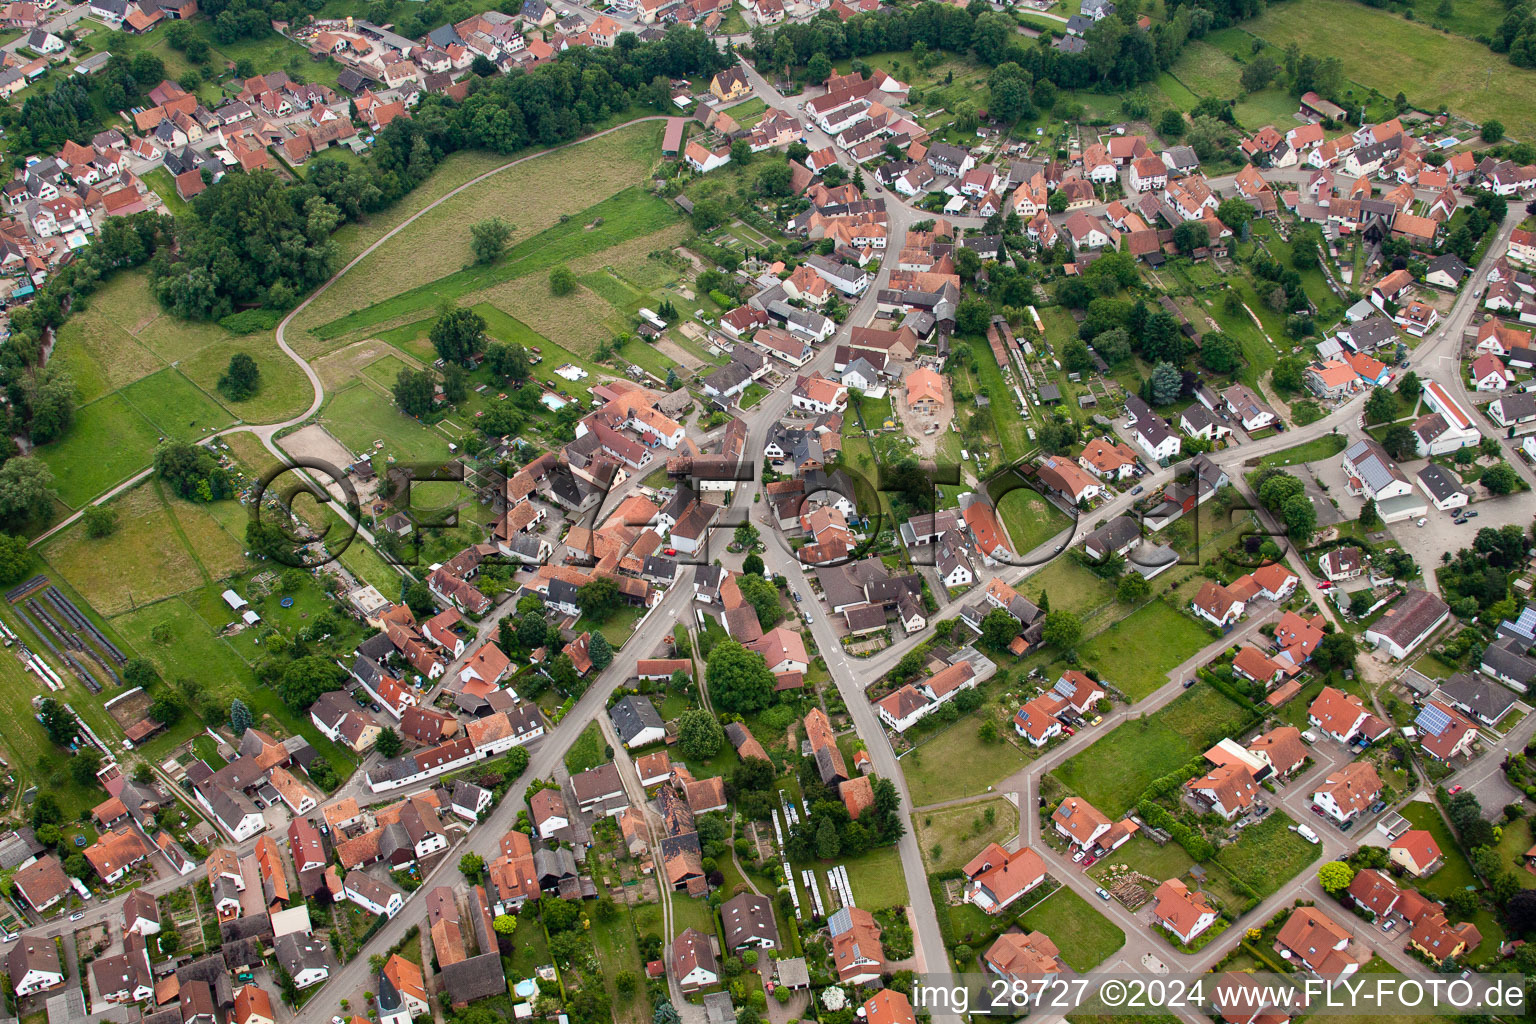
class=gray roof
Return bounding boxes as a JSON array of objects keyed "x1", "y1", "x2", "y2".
[
  {"x1": 721, "y1": 891, "x2": 777, "y2": 950},
  {"x1": 1084, "y1": 516, "x2": 1140, "y2": 557},
  {"x1": 1416, "y1": 464, "x2": 1464, "y2": 503},
  {"x1": 1338, "y1": 315, "x2": 1398, "y2": 351},
  {"x1": 609, "y1": 695, "x2": 664, "y2": 744},
  {"x1": 1438, "y1": 671, "x2": 1520, "y2": 721},
  {"x1": 1482, "y1": 636, "x2": 1536, "y2": 687},
  {"x1": 1426, "y1": 253, "x2": 1468, "y2": 281}
]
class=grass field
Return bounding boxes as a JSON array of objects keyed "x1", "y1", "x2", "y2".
[
  {"x1": 915, "y1": 797, "x2": 1018, "y2": 874},
  {"x1": 1213, "y1": 812, "x2": 1320, "y2": 896},
  {"x1": 1089, "y1": 834, "x2": 1194, "y2": 884},
  {"x1": 1014, "y1": 885, "x2": 1125, "y2": 971},
  {"x1": 1166, "y1": 41, "x2": 1244, "y2": 100},
  {"x1": 995, "y1": 486, "x2": 1071, "y2": 556},
  {"x1": 564, "y1": 721, "x2": 608, "y2": 775},
  {"x1": 840, "y1": 845, "x2": 909, "y2": 910},
  {"x1": 1245, "y1": 0, "x2": 1536, "y2": 139},
  {"x1": 40, "y1": 271, "x2": 313, "y2": 506},
  {"x1": 316, "y1": 383, "x2": 454, "y2": 464},
  {"x1": 1077, "y1": 600, "x2": 1214, "y2": 700},
  {"x1": 904, "y1": 720, "x2": 1037, "y2": 807},
  {"x1": 1256, "y1": 433, "x2": 1350, "y2": 471},
  {"x1": 1052, "y1": 684, "x2": 1255, "y2": 817}
]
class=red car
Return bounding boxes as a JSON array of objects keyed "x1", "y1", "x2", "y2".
[
  {"x1": 664, "y1": 548, "x2": 677, "y2": 556},
  {"x1": 1449, "y1": 784, "x2": 1464, "y2": 794},
  {"x1": 1082, "y1": 854, "x2": 1098, "y2": 867},
  {"x1": 1316, "y1": 581, "x2": 1333, "y2": 590},
  {"x1": 1064, "y1": 727, "x2": 1075, "y2": 736}
]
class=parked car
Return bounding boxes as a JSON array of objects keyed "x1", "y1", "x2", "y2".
[
  {"x1": 1449, "y1": 784, "x2": 1464, "y2": 794},
  {"x1": 663, "y1": 548, "x2": 678, "y2": 556},
  {"x1": 1182, "y1": 678, "x2": 1195, "y2": 688},
  {"x1": 1368, "y1": 800, "x2": 1387, "y2": 815},
  {"x1": 1340, "y1": 819, "x2": 1354, "y2": 832},
  {"x1": 1311, "y1": 804, "x2": 1325, "y2": 815},
  {"x1": 1317, "y1": 581, "x2": 1333, "y2": 590},
  {"x1": 1071, "y1": 849, "x2": 1085, "y2": 863},
  {"x1": 1089, "y1": 715, "x2": 1103, "y2": 726},
  {"x1": 1416, "y1": 517, "x2": 1427, "y2": 527},
  {"x1": 1082, "y1": 854, "x2": 1097, "y2": 866},
  {"x1": 1466, "y1": 510, "x2": 1479, "y2": 518},
  {"x1": 1095, "y1": 887, "x2": 1111, "y2": 901},
  {"x1": 1064, "y1": 726, "x2": 1075, "y2": 736},
  {"x1": 70, "y1": 911, "x2": 84, "y2": 921},
  {"x1": 1131, "y1": 485, "x2": 1143, "y2": 495}
]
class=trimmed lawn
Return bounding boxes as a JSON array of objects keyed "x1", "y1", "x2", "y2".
[
  {"x1": 996, "y1": 486, "x2": 1071, "y2": 557},
  {"x1": 1014, "y1": 885, "x2": 1125, "y2": 971},
  {"x1": 1212, "y1": 812, "x2": 1320, "y2": 897},
  {"x1": 1399, "y1": 800, "x2": 1478, "y2": 898},
  {"x1": 1052, "y1": 684, "x2": 1254, "y2": 817},
  {"x1": 839, "y1": 845, "x2": 909, "y2": 911},
  {"x1": 563, "y1": 721, "x2": 608, "y2": 775},
  {"x1": 1077, "y1": 600, "x2": 1213, "y2": 701},
  {"x1": 1257, "y1": 434, "x2": 1349, "y2": 471},
  {"x1": 904, "y1": 720, "x2": 1037, "y2": 807},
  {"x1": 915, "y1": 797, "x2": 1018, "y2": 874}
]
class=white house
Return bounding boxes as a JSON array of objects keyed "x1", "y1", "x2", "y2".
[{"x1": 342, "y1": 873, "x2": 406, "y2": 919}]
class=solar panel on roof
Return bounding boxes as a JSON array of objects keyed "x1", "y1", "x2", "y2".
[
  {"x1": 1512, "y1": 606, "x2": 1536, "y2": 641},
  {"x1": 1415, "y1": 703, "x2": 1452, "y2": 737}
]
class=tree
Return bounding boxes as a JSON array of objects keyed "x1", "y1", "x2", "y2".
[
  {"x1": 1199, "y1": 332, "x2": 1242, "y2": 375},
  {"x1": 706, "y1": 640, "x2": 776, "y2": 714},
  {"x1": 1158, "y1": 109, "x2": 1185, "y2": 138},
  {"x1": 229, "y1": 698, "x2": 253, "y2": 736},
  {"x1": 1482, "y1": 463, "x2": 1518, "y2": 495},
  {"x1": 1365, "y1": 386, "x2": 1398, "y2": 424},
  {"x1": 155, "y1": 442, "x2": 230, "y2": 502},
  {"x1": 1042, "y1": 611, "x2": 1083, "y2": 652},
  {"x1": 576, "y1": 576, "x2": 621, "y2": 622},
  {"x1": 83, "y1": 505, "x2": 118, "y2": 539},
  {"x1": 1173, "y1": 220, "x2": 1210, "y2": 255},
  {"x1": 1397, "y1": 371, "x2": 1422, "y2": 401},
  {"x1": 979, "y1": 606, "x2": 1019, "y2": 651},
  {"x1": 1150, "y1": 361, "x2": 1182, "y2": 406},
  {"x1": 677, "y1": 708, "x2": 725, "y2": 760},
  {"x1": 430, "y1": 307, "x2": 486, "y2": 367},
  {"x1": 588, "y1": 631, "x2": 613, "y2": 671},
  {"x1": 1317, "y1": 861, "x2": 1355, "y2": 893},
  {"x1": 738, "y1": 573, "x2": 784, "y2": 630},
  {"x1": 1239, "y1": 53, "x2": 1280, "y2": 93},
  {"x1": 1282, "y1": 493, "x2": 1317, "y2": 543},
  {"x1": 277, "y1": 655, "x2": 342, "y2": 712},
  {"x1": 742, "y1": 553, "x2": 764, "y2": 577},
  {"x1": 1506, "y1": 889, "x2": 1536, "y2": 937},
  {"x1": 815, "y1": 816, "x2": 841, "y2": 860},
  {"x1": 1061, "y1": 338, "x2": 1094, "y2": 375},
  {"x1": 470, "y1": 217, "x2": 513, "y2": 264},
  {"x1": 1359, "y1": 498, "x2": 1382, "y2": 531},
  {"x1": 38, "y1": 698, "x2": 75, "y2": 746},
  {"x1": 956, "y1": 297, "x2": 991, "y2": 335},
  {"x1": 70, "y1": 747, "x2": 102, "y2": 785},
  {"x1": 1048, "y1": 190, "x2": 1069, "y2": 213},
  {"x1": 158, "y1": 929, "x2": 181, "y2": 956},
  {"x1": 730, "y1": 139, "x2": 752, "y2": 166},
  {"x1": 550, "y1": 265, "x2": 577, "y2": 295},
  {"x1": 1117, "y1": 573, "x2": 1150, "y2": 603},
  {"x1": 1382, "y1": 425, "x2": 1420, "y2": 461},
  {"x1": 1216, "y1": 198, "x2": 1253, "y2": 234},
  {"x1": 217, "y1": 352, "x2": 261, "y2": 400},
  {"x1": 459, "y1": 852, "x2": 485, "y2": 880},
  {"x1": 1271, "y1": 355, "x2": 1306, "y2": 394},
  {"x1": 0, "y1": 458, "x2": 59, "y2": 528},
  {"x1": 1482, "y1": 119, "x2": 1505, "y2": 142},
  {"x1": 1481, "y1": 435, "x2": 1501, "y2": 459},
  {"x1": 376, "y1": 727, "x2": 402, "y2": 759},
  {"x1": 0, "y1": 532, "x2": 32, "y2": 584}
]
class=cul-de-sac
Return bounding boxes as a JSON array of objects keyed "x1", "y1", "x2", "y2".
[{"x1": 0, "y1": 0, "x2": 1533, "y2": 1023}]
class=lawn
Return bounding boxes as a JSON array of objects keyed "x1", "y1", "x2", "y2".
[
  {"x1": 915, "y1": 797, "x2": 1018, "y2": 874},
  {"x1": 1245, "y1": 0, "x2": 1536, "y2": 139},
  {"x1": 1088, "y1": 835, "x2": 1194, "y2": 884},
  {"x1": 1014, "y1": 885, "x2": 1125, "y2": 971},
  {"x1": 995, "y1": 486, "x2": 1071, "y2": 557},
  {"x1": 311, "y1": 186, "x2": 680, "y2": 341},
  {"x1": 1212, "y1": 812, "x2": 1320, "y2": 897},
  {"x1": 967, "y1": 335, "x2": 1032, "y2": 462},
  {"x1": 1166, "y1": 40, "x2": 1244, "y2": 99},
  {"x1": 315, "y1": 382, "x2": 454, "y2": 465},
  {"x1": 35, "y1": 393, "x2": 164, "y2": 509},
  {"x1": 1257, "y1": 433, "x2": 1349, "y2": 471},
  {"x1": 563, "y1": 721, "x2": 608, "y2": 775},
  {"x1": 903, "y1": 719, "x2": 1037, "y2": 807},
  {"x1": 1077, "y1": 600, "x2": 1214, "y2": 701},
  {"x1": 1020, "y1": 559, "x2": 1116, "y2": 619},
  {"x1": 120, "y1": 367, "x2": 234, "y2": 443},
  {"x1": 1399, "y1": 800, "x2": 1479, "y2": 898},
  {"x1": 839, "y1": 844, "x2": 909, "y2": 911},
  {"x1": 1052, "y1": 683, "x2": 1255, "y2": 817}
]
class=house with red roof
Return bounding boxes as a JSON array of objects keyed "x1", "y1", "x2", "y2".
[
  {"x1": 1152, "y1": 879, "x2": 1217, "y2": 945},
  {"x1": 963, "y1": 843, "x2": 1047, "y2": 913},
  {"x1": 1389, "y1": 829, "x2": 1443, "y2": 877}
]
